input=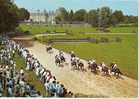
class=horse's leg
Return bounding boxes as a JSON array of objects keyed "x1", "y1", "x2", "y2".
[
  {"x1": 116, "y1": 73, "x2": 118, "y2": 79},
  {"x1": 82, "y1": 66, "x2": 84, "y2": 71},
  {"x1": 94, "y1": 70, "x2": 96, "y2": 74},
  {"x1": 77, "y1": 65, "x2": 79, "y2": 70},
  {"x1": 75, "y1": 64, "x2": 77, "y2": 70}
]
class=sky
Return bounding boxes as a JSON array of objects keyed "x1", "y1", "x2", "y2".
[{"x1": 14, "y1": 0, "x2": 138, "y2": 16}]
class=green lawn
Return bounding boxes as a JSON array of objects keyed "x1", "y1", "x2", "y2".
[
  {"x1": 52, "y1": 34, "x2": 138, "y2": 80},
  {"x1": 14, "y1": 53, "x2": 47, "y2": 96},
  {"x1": 18, "y1": 24, "x2": 138, "y2": 35}
]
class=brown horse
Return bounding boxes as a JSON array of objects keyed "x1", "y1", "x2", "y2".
[
  {"x1": 111, "y1": 67, "x2": 123, "y2": 79},
  {"x1": 46, "y1": 46, "x2": 53, "y2": 53},
  {"x1": 71, "y1": 61, "x2": 77, "y2": 70},
  {"x1": 101, "y1": 66, "x2": 110, "y2": 76},
  {"x1": 110, "y1": 63, "x2": 123, "y2": 78},
  {"x1": 77, "y1": 62, "x2": 84, "y2": 71},
  {"x1": 88, "y1": 62, "x2": 98, "y2": 74}
]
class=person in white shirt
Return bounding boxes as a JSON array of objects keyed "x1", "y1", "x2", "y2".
[
  {"x1": 92, "y1": 59, "x2": 96, "y2": 63},
  {"x1": 20, "y1": 68, "x2": 24, "y2": 75},
  {"x1": 101, "y1": 62, "x2": 106, "y2": 68},
  {"x1": 44, "y1": 81, "x2": 49, "y2": 91},
  {"x1": 113, "y1": 64, "x2": 117, "y2": 69}
]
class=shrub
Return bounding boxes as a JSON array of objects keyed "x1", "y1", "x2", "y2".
[
  {"x1": 48, "y1": 39, "x2": 53, "y2": 44},
  {"x1": 115, "y1": 37, "x2": 122, "y2": 43},
  {"x1": 46, "y1": 30, "x2": 50, "y2": 33},
  {"x1": 33, "y1": 37, "x2": 38, "y2": 41},
  {"x1": 24, "y1": 31, "x2": 31, "y2": 35},
  {"x1": 100, "y1": 37, "x2": 109, "y2": 43}
]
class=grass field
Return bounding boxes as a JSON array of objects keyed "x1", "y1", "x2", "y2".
[
  {"x1": 52, "y1": 34, "x2": 138, "y2": 79},
  {"x1": 18, "y1": 24, "x2": 138, "y2": 35}
]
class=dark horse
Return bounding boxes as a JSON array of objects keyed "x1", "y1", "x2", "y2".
[
  {"x1": 71, "y1": 61, "x2": 77, "y2": 70},
  {"x1": 55, "y1": 56, "x2": 61, "y2": 65},
  {"x1": 46, "y1": 46, "x2": 53, "y2": 53},
  {"x1": 101, "y1": 66, "x2": 109, "y2": 76},
  {"x1": 110, "y1": 63, "x2": 123, "y2": 78},
  {"x1": 111, "y1": 68, "x2": 123, "y2": 78},
  {"x1": 77, "y1": 62, "x2": 84, "y2": 71},
  {"x1": 55, "y1": 55, "x2": 66, "y2": 66},
  {"x1": 60, "y1": 55, "x2": 66, "y2": 63},
  {"x1": 70, "y1": 53, "x2": 76, "y2": 61},
  {"x1": 88, "y1": 62, "x2": 98, "y2": 74}
]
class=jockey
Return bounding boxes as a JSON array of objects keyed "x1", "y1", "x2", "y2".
[
  {"x1": 71, "y1": 51, "x2": 75, "y2": 58},
  {"x1": 101, "y1": 62, "x2": 106, "y2": 68},
  {"x1": 71, "y1": 51, "x2": 74, "y2": 54},
  {"x1": 47, "y1": 44, "x2": 52, "y2": 49},
  {"x1": 92, "y1": 59, "x2": 96, "y2": 63},
  {"x1": 55, "y1": 55, "x2": 60, "y2": 60},
  {"x1": 88, "y1": 60, "x2": 92, "y2": 64},
  {"x1": 113, "y1": 64, "x2": 117, "y2": 69},
  {"x1": 76, "y1": 57, "x2": 80, "y2": 63},
  {"x1": 59, "y1": 50, "x2": 64, "y2": 57},
  {"x1": 71, "y1": 57, "x2": 75, "y2": 62}
]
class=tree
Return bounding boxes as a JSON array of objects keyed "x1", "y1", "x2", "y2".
[
  {"x1": 110, "y1": 10, "x2": 124, "y2": 26},
  {"x1": 0, "y1": 0, "x2": 30, "y2": 34},
  {"x1": 55, "y1": 7, "x2": 68, "y2": 24},
  {"x1": 0, "y1": 0, "x2": 19, "y2": 34},
  {"x1": 19, "y1": 8, "x2": 30, "y2": 21},
  {"x1": 98, "y1": 7, "x2": 112, "y2": 28},
  {"x1": 73, "y1": 9, "x2": 87, "y2": 23},
  {"x1": 110, "y1": 14, "x2": 118, "y2": 26},
  {"x1": 124, "y1": 15, "x2": 138, "y2": 25},
  {"x1": 68, "y1": 10, "x2": 74, "y2": 23},
  {"x1": 88, "y1": 9, "x2": 98, "y2": 27}
]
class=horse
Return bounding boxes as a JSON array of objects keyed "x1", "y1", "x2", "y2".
[
  {"x1": 60, "y1": 55, "x2": 66, "y2": 63},
  {"x1": 111, "y1": 67, "x2": 123, "y2": 79},
  {"x1": 70, "y1": 52, "x2": 76, "y2": 61},
  {"x1": 71, "y1": 60, "x2": 77, "y2": 70},
  {"x1": 71, "y1": 53, "x2": 76, "y2": 58},
  {"x1": 101, "y1": 66, "x2": 110, "y2": 76},
  {"x1": 46, "y1": 46, "x2": 53, "y2": 53},
  {"x1": 77, "y1": 61, "x2": 84, "y2": 71},
  {"x1": 55, "y1": 54, "x2": 66, "y2": 67},
  {"x1": 88, "y1": 62, "x2": 98, "y2": 74},
  {"x1": 55, "y1": 56, "x2": 61, "y2": 65}
]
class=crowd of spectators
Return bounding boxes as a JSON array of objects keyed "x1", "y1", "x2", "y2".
[{"x1": 0, "y1": 36, "x2": 74, "y2": 97}]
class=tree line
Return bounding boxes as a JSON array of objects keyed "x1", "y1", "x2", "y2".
[
  {"x1": 55, "y1": 7, "x2": 138, "y2": 27},
  {"x1": 0, "y1": 0, "x2": 30, "y2": 34}
]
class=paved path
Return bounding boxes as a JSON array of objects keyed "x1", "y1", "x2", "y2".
[{"x1": 27, "y1": 41, "x2": 138, "y2": 98}]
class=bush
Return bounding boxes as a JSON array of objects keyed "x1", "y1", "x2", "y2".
[
  {"x1": 46, "y1": 30, "x2": 50, "y2": 33},
  {"x1": 47, "y1": 39, "x2": 53, "y2": 44},
  {"x1": 33, "y1": 37, "x2": 38, "y2": 41},
  {"x1": 15, "y1": 27, "x2": 23, "y2": 33},
  {"x1": 65, "y1": 29, "x2": 69, "y2": 33},
  {"x1": 115, "y1": 37, "x2": 122, "y2": 43},
  {"x1": 24, "y1": 31, "x2": 31, "y2": 35},
  {"x1": 100, "y1": 37, "x2": 109, "y2": 43},
  {"x1": 53, "y1": 30, "x2": 56, "y2": 33},
  {"x1": 87, "y1": 37, "x2": 91, "y2": 40}
]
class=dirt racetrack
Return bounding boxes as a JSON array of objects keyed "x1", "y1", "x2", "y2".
[{"x1": 27, "y1": 41, "x2": 138, "y2": 98}]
